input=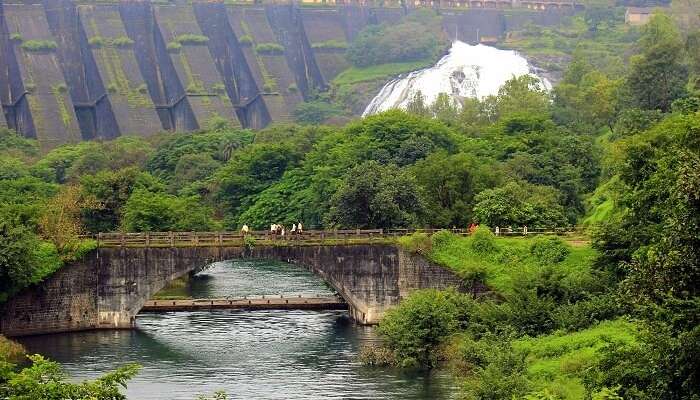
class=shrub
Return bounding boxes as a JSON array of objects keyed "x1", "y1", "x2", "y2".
[
  {"x1": 471, "y1": 226, "x2": 498, "y2": 254},
  {"x1": 529, "y1": 236, "x2": 570, "y2": 264},
  {"x1": 9, "y1": 33, "x2": 22, "y2": 42},
  {"x1": 166, "y1": 41, "x2": 182, "y2": 53},
  {"x1": 262, "y1": 83, "x2": 275, "y2": 93},
  {"x1": 294, "y1": 101, "x2": 343, "y2": 124},
  {"x1": 311, "y1": 40, "x2": 348, "y2": 50},
  {"x1": 88, "y1": 36, "x2": 105, "y2": 48},
  {"x1": 21, "y1": 40, "x2": 57, "y2": 52},
  {"x1": 175, "y1": 34, "x2": 209, "y2": 45},
  {"x1": 137, "y1": 84, "x2": 148, "y2": 94},
  {"x1": 244, "y1": 235, "x2": 256, "y2": 249},
  {"x1": 238, "y1": 35, "x2": 253, "y2": 46},
  {"x1": 287, "y1": 83, "x2": 298, "y2": 93},
  {"x1": 377, "y1": 289, "x2": 458, "y2": 368},
  {"x1": 398, "y1": 232, "x2": 432, "y2": 256},
  {"x1": 110, "y1": 36, "x2": 134, "y2": 48},
  {"x1": 553, "y1": 292, "x2": 627, "y2": 332},
  {"x1": 107, "y1": 83, "x2": 118, "y2": 93},
  {"x1": 212, "y1": 83, "x2": 226, "y2": 94},
  {"x1": 255, "y1": 42, "x2": 284, "y2": 55},
  {"x1": 60, "y1": 239, "x2": 97, "y2": 263},
  {"x1": 431, "y1": 230, "x2": 456, "y2": 251},
  {"x1": 459, "y1": 335, "x2": 532, "y2": 399},
  {"x1": 505, "y1": 286, "x2": 558, "y2": 336},
  {"x1": 186, "y1": 83, "x2": 204, "y2": 94}
]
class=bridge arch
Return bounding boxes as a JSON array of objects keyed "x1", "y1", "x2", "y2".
[
  {"x1": 0, "y1": 242, "x2": 468, "y2": 337},
  {"x1": 112, "y1": 245, "x2": 384, "y2": 327}
]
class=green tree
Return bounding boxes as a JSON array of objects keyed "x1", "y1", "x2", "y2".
[
  {"x1": 325, "y1": 161, "x2": 424, "y2": 229},
  {"x1": 172, "y1": 153, "x2": 220, "y2": 193},
  {"x1": 343, "y1": 110, "x2": 457, "y2": 166},
  {"x1": 590, "y1": 113, "x2": 700, "y2": 399},
  {"x1": 146, "y1": 130, "x2": 254, "y2": 180},
  {"x1": 294, "y1": 101, "x2": 343, "y2": 125},
  {"x1": 628, "y1": 13, "x2": 688, "y2": 112},
  {"x1": 121, "y1": 190, "x2": 216, "y2": 232},
  {"x1": 0, "y1": 218, "x2": 61, "y2": 303},
  {"x1": 484, "y1": 75, "x2": 551, "y2": 121},
  {"x1": 430, "y1": 93, "x2": 460, "y2": 125},
  {"x1": 405, "y1": 91, "x2": 430, "y2": 117},
  {"x1": 80, "y1": 169, "x2": 164, "y2": 233},
  {"x1": 0, "y1": 354, "x2": 139, "y2": 400},
  {"x1": 214, "y1": 142, "x2": 303, "y2": 222},
  {"x1": 473, "y1": 181, "x2": 568, "y2": 228},
  {"x1": 412, "y1": 151, "x2": 499, "y2": 227}
]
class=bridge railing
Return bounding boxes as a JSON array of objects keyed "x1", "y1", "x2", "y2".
[
  {"x1": 89, "y1": 229, "x2": 391, "y2": 248},
  {"x1": 86, "y1": 227, "x2": 582, "y2": 248}
]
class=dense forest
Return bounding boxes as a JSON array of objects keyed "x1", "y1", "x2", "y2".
[{"x1": 1, "y1": 1, "x2": 699, "y2": 398}]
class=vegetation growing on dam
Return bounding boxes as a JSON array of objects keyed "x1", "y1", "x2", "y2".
[{"x1": 346, "y1": 9, "x2": 446, "y2": 68}]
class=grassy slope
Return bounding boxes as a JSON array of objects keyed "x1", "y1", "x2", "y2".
[
  {"x1": 513, "y1": 319, "x2": 637, "y2": 399},
  {"x1": 332, "y1": 59, "x2": 434, "y2": 86},
  {"x1": 420, "y1": 233, "x2": 597, "y2": 297},
  {"x1": 401, "y1": 232, "x2": 636, "y2": 398}
]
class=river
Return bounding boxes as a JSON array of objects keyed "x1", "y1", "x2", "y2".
[{"x1": 17, "y1": 261, "x2": 457, "y2": 400}]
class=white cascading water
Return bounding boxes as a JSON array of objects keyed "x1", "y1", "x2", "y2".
[{"x1": 363, "y1": 40, "x2": 550, "y2": 116}]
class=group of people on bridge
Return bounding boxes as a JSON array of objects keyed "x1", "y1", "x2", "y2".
[
  {"x1": 239, "y1": 222, "x2": 304, "y2": 236},
  {"x1": 468, "y1": 223, "x2": 529, "y2": 236},
  {"x1": 494, "y1": 225, "x2": 528, "y2": 236}
]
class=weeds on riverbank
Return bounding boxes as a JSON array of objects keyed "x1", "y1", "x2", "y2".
[{"x1": 376, "y1": 231, "x2": 632, "y2": 398}]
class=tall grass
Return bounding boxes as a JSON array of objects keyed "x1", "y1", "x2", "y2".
[
  {"x1": 0, "y1": 335, "x2": 25, "y2": 365},
  {"x1": 513, "y1": 319, "x2": 637, "y2": 399}
]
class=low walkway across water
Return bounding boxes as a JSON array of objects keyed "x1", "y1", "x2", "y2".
[{"x1": 141, "y1": 295, "x2": 347, "y2": 312}]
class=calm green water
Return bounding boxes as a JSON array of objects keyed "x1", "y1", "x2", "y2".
[{"x1": 18, "y1": 261, "x2": 457, "y2": 400}]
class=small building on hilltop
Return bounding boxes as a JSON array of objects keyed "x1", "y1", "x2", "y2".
[{"x1": 625, "y1": 7, "x2": 653, "y2": 25}]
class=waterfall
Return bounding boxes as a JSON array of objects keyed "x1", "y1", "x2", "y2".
[{"x1": 363, "y1": 41, "x2": 550, "y2": 117}]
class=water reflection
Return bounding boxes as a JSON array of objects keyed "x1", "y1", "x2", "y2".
[{"x1": 17, "y1": 261, "x2": 456, "y2": 400}]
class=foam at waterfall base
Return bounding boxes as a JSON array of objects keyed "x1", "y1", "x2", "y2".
[{"x1": 363, "y1": 41, "x2": 550, "y2": 116}]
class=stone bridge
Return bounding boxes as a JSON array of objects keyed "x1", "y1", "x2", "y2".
[{"x1": 0, "y1": 230, "x2": 469, "y2": 337}]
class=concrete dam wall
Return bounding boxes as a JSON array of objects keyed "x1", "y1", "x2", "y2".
[
  {"x1": 0, "y1": 244, "x2": 470, "y2": 337},
  {"x1": 0, "y1": 0, "x2": 575, "y2": 149}
]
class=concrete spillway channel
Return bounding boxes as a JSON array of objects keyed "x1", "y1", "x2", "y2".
[
  {"x1": 0, "y1": 0, "x2": 35, "y2": 137},
  {"x1": 44, "y1": 0, "x2": 120, "y2": 141},
  {"x1": 226, "y1": 5, "x2": 302, "y2": 123},
  {"x1": 1, "y1": 0, "x2": 81, "y2": 147},
  {"x1": 78, "y1": 3, "x2": 163, "y2": 137},
  {"x1": 119, "y1": 1, "x2": 198, "y2": 132},
  {"x1": 300, "y1": 7, "x2": 352, "y2": 84},
  {"x1": 153, "y1": 3, "x2": 241, "y2": 130},
  {"x1": 193, "y1": 2, "x2": 271, "y2": 129}
]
